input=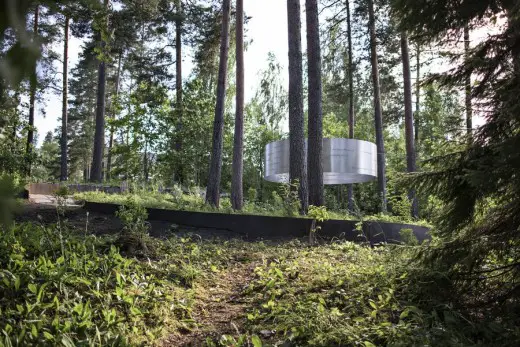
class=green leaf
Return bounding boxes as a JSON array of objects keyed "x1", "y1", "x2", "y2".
[
  {"x1": 369, "y1": 300, "x2": 378, "y2": 309},
  {"x1": 251, "y1": 334, "x2": 262, "y2": 347},
  {"x1": 61, "y1": 335, "x2": 75, "y2": 347},
  {"x1": 364, "y1": 342, "x2": 376, "y2": 347},
  {"x1": 16, "y1": 304, "x2": 24, "y2": 314},
  {"x1": 28, "y1": 283, "x2": 37, "y2": 294},
  {"x1": 31, "y1": 324, "x2": 37, "y2": 338},
  {"x1": 43, "y1": 331, "x2": 54, "y2": 340},
  {"x1": 130, "y1": 307, "x2": 142, "y2": 316}
]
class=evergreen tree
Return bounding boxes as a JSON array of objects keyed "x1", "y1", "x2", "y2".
[
  {"x1": 368, "y1": 0, "x2": 387, "y2": 212},
  {"x1": 231, "y1": 0, "x2": 244, "y2": 210},
  {"x1": 400, "y1": 32, "x2": 417, "y2": 217},
  {"x1": 25, "y1": 6, "x2": 39, "y2": 177},
  {"x1": 206, "y1": 0, "x2": 231, "y2": 207},
  {"x1": 90, "y1": 0, "x2": 110, "y2": 183},
  {"x1": 287, "y1": 0, "x2": 308, "y2": 213},
  {"x1": 392, "y1": 0, "x2": 520, "y2": 309},
  {"x1": 60, "y1": 13, "x2": 70, "y2": 181},
  {"x1": 306, "y1": 0, "x2": 324, "y2": 207}
]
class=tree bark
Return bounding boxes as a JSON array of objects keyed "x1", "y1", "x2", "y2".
[
  {"x1": 90, "y1": 0, "x2": 110, "y2": 183},
  {"x1": 464, "y1": 25, "x2": 472, "y2": 138},
  {"x1": 25, "y1": 5, "x2": 39, "y2": 177},
  {"x1": 231, "y1": 0, "x2": 244, "y2": 210},
  {"x1": 400, "y1": 32, "x2": 418, "y2": 218},
  {"x1": 415, "y1": 44, "x2": 420, "y2": 144},
  {"x1": 206, "y1": 0, "x2": 231, "y2": 207},
  {"x1": 368, "y1": 0, "x2": 387, "y2": 212},
  {"x1": 60, "y1": 15, "x2": 69, "y2": 182},
  {"x1": 106, "y1": 49, "x2": 122, "y2": 181},
  {"x1": 143, "y1": 141, "x2": 149, "y2": 182},
  {"x1": 175, "y1": 0, "x2": 183, "y2": 155},
  {"x1": 287, "y1": 0, "x2": 308, "y2": 213},
  {"x1": 346, "y1": 0, "x2": 355, "y2": 212},
  {"x1": 306, "y1": 0, "x2": 324, "y2": 207}
]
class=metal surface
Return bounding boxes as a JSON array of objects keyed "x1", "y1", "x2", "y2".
[{"x1": 264, "y1": 138, "x2": 377, "y2": 184}]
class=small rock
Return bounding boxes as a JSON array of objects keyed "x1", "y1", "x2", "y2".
[{"x1": 259, "y1": 329, "x2": 274, "y2": 338}]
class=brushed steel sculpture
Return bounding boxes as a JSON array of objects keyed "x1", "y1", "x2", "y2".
[{"x1": 264, "y1": 138, "x2": 377, "y2": 184}]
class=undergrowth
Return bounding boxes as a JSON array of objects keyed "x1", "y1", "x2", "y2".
[
  {"x1": 2, "y1": 198, "x2": 516, "y2": 346},
  {"x1": 242, "y1": 243, "x2": 520, "y2": 346}
]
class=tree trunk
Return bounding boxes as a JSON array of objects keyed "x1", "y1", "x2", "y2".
[
  {"x1": 206, "y1": 0, "x2": 231, "y2": 207},
  {"x1": 400, "y1": 32, "x2": 418, "y2": 218},
  {"x1": 464, "y1": 25, "x2": 472, "y2": 138},
  {"x1": 60, "y1": 15, "x2": 69, "y2": 182},
  {"x1": 175, "y1": 0, "x2": 183, "y2": 168},
  {"x1": 25, "y1": 5, "x2": 39, "y2": 177},
  {"x1": 143, "y1": 141, "x2": 149, "y2": 182},
  {"x1": 106, "y1": 49, "x2": 122, "y2": 181},
  {"x1": 231, "y1": 0, "x2": 244, "y2": 210},
  {"x1": 287, "y1": 0, "x2": 308, "y2": 213},
  {"x1": 90, "y1": 0, "x2": 109, "y2": 183},
  {"x1": 306, "y1": 0, "x2": 324, "y2": 207},
  {"x1": 368, "y1": 0, "x2": 387, "y2": 212},
  {"x1": 415, "y1": 44, "x2": 420, "y2": 145},
  {"x1": 346, "y1": 0, "x2": 355, "y2": 212}
]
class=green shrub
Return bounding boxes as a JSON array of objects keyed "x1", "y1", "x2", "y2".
[{"x1": 399, "y1": 228, "x2": 419, "y2": 246}]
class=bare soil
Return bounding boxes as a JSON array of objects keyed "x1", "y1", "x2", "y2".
[{"x1": 163, "y1": 261, "x2": 257, "y2": 346}]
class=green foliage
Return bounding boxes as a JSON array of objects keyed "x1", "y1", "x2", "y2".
[
  {"x1": 243, "y1": 243, "x2": 518, "y2": 346},
  {"x1": 0, "y1": 223, "x2": 189, "y2": 346},
  {"x1": 388, "y1": 192, "x2": 413, "y2": 218},
  {"x1": 116, "y1": 197, "x2": 149, "y2": 235},
  {"x1": 0, "y1": 174, "x2": 24, "y2": 227},
  {"x1": 276, "y1": 181, "x2": 302, "y2": 217},
  {"x1": 308, "y1": 205, "x2": 330, "y2": 223},
  {"x1": 246, "y1": 187, "x2": 257, "y2": 203},
  {"x1": 399, "y1": 228, "x2": 418, "y2": 246}
]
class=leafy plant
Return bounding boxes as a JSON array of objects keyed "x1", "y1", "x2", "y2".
[
  {"x1": 399, "y1": 228, "x2": 419, "y2": 246},
  {"x1": 308, "y1": 205, "x2": 330, "y2": 245}
]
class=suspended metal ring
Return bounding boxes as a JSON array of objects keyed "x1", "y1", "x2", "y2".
[{"x1": 264, "y1": 138, "x2": 377, "y2": 185}]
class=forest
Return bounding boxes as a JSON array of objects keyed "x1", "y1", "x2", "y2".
[{"x1": 1, "y1": 0, "x2": 520, "y2": 346}]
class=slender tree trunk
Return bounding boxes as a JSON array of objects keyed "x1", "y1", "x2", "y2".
[
  {"x1": 259, "y1": 147, "x2": 264, "y2": 202},
  {"x1": 306, "y1": 0, "x2": 324, "y2": 207},
  {"x1": 368, "y1": 0, "x2": 387, "y2": 212},
  {"x1": 106, "y1": 49, "x2": 122, "y2": 181},
  {"x1": 231, "y1": 0, "x2": 244, "y2": 210},
  {"x1": 464, "y1": 26, "x2": 472, "y2": 138},
  {"x1": 60, "y1": 15, "x2": 69, "y2": 182},
  {"x1": 175, "y1": 0, "x2": 183, "y2": 184},
  {"x1": 206, "y1": 0, "x2": 231, "y2": 207},
  {"x1": 25, "y1": 5, "x2": 39, "y2": 176},
  {"x1": 287, "y1": 0, "x2": 308, "y2": 213},
  {"x1": 90, "y1": 0, "x2": 109, "y2": 183},
  {"x1": 346, "y1": 0, "x2": 355, "y2": 212},
  {"x1": 143, "y1": 141, "x2": 149, "y2": 182},
  {"x1": 400, "y1": 32, "x2": 418, "y2": 218},
  {"x1": 415, "y1": 45, "x2": 420, "y2": 145}
]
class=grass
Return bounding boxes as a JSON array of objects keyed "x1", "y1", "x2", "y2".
[{"x1": 73, "y1": 190, "x2": 432, "y2": 227}]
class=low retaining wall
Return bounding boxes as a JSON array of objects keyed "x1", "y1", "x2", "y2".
[{"x1": 83, "y1": 201, "x2": 430, "y2": 244}]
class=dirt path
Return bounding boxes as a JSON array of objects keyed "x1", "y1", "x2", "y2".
[{"x1": 163, "y1": 261, "x2": 258, "y2": 347}]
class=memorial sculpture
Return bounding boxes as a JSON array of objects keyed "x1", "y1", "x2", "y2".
[{"x1": 264, "y1": 138, "x2": 377, "y2": 184}]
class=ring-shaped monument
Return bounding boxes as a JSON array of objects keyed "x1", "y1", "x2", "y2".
[{"x1": 264, "y1": 138, "x2": 377, "y2": 184}]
